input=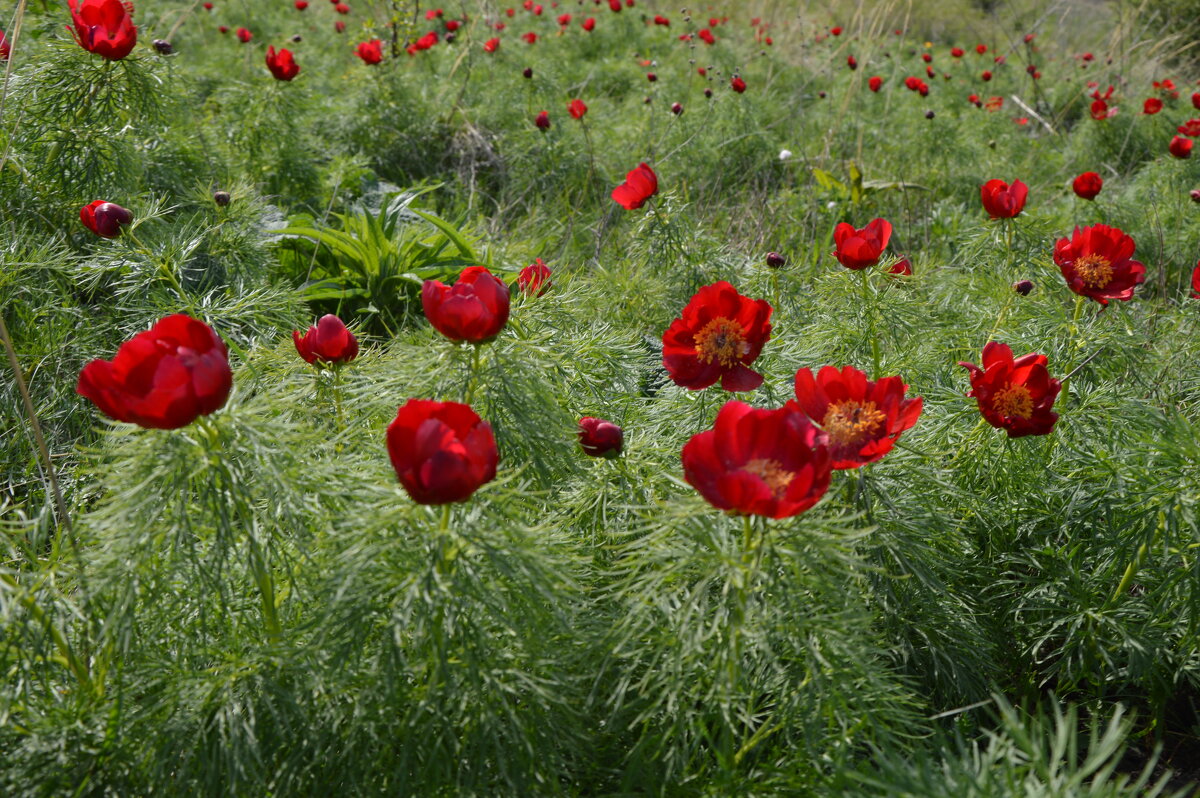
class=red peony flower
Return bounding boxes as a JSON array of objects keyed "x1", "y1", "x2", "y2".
[
  {"x1": 568, "y1": 98, "x2": 587, "y2": 119},
  {"x1": 831, "y1": 26, "x2": 842, "y2": 36},
  {"x1": 334, "y1": 20, "x2": 346, "y2": 33},
  {"x1": 1144, "y1": 97, "x2": 1163, "y2": 115},
  {"x1": 1170, "y1": 135, "x2": 1193, "y2": 159},
  {"x1": 293, "y1": 314, "x2": 358, "y2": 365},
  {"x1": 422, "y1": 266, "x2": 510, "y2": 343},
  {"x1": 662, "y1": 281, "x2": 772, "y2": 392},
  {"x1": 236, "y1": 27, "x2": 252, "y2": 43},
  {"x1": 335, "y1": 2, "x2": 350, "y2": 13},
  {"x1": 517, "y1": 258, "x2": 551, "y2": 296},
  {"x1": 832, "y1": 218, "x2": 892, "y2": 270},
  {"x1": 77, "y1": 314, "x2": 232, "y2": 430},
  {"x1": 889, "y1": 256, "x2": 912, "y2": 276},
  {"x1": 698, "y1": 28, "x2": 715, "y2": 44},
  {"x1": 1177, "y1": 119, "x2": 1200, "y2": 137},
  {"x1": 295, "y1": 0, "x2": 308, "y2": 9},
  {"x1": 68, "y1": 0, "x2": 138, "y2": 61},
  {"x1": 731, "y1": 75, "x2": 747, "y2": 93},
  {"x1": 535, "y1": 110, "x2": 550, "y2": 129},
  {"x1": 582, "y1": 17, "x2": 595, "y2": 31},
  {"x1": 681, "y1": 401, "x2": 831, "y2": 518},
  {"x1": 847, "y1": 55, "x2": 857, "y2": 70},
  {"x1": 868, "y1": 75, "x2": 883, "y2": 92},
  {"x1": 981, "y1": 70, "x2": 992, "y2": 81},
  {"x1": 1192, "y1": 262, "x2": 1200, "y2": 299},
  {"x1": 653, "y1": 14, "x2": 669, "y2": 26},
  {"x1": 0, "y1": 28, "x2": 9, "y2": 60},
  {"x1": 355, "y1": 39, "x2": 383, "y2": 64},
  {"x1": 1053, "y1": 224, "x2": 1146, "y2": 305},
  {"x1": 522, "y1": 31, "x2": 537, "y2": 44},
  {"x1": 1072, "y1": 171, "x2": 1103, "y2": 200},
  {"x1": 386, "y1": 399, "x2": 497, "y2": 504},
  {"x1": 79, "y1": 200, "x2": 133, "y2": 238},
  {"x1": 791, "y1": 365, "x2": 922, "y2": 469},
  {"x1": 483, "y1": 37, "x2": 499, "y2": 53},
  {"x1": 951, "y1": 46, "x2": 964, "y2": 58},
  {"x1": 578, "y1": 417, "x2": 623, "y2": 458},
  {"x1": 265, "y1": 46, "x2": 300, "y2": 80},
  {"x1": 611, "y1": 162, "x2": 658, "y2": 210},
  {"x1": 959, "y1": 342, "x2": 1060, "y2": 437},
  {"x1": 979, "y1": 178, "x2": 1028, "y2": 219}
]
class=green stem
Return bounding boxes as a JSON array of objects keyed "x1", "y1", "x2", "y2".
[
  {"x1": 861, "y1": 269, "x2": 880, "y2": 378},
  {"x1": 1, "y1": 573, "x2": 95, "y2": 697},
  {"x1": 463, "y1": 344, "x2": 482, "y2": 405},
  {"x1": 331, "y1": 365, "x2": 345, "y2": 431}
]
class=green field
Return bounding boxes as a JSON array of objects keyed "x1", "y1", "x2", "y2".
[{"x1": 3, "y1": 0, "x2": 1200, "y2": 794}]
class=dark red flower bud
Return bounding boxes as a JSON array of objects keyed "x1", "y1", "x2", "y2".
[
  {"x1": 1191, "y1": 189, "x2": 1200, "y2": 203},
  {"x1": 671, "y1": 102, "x2": 683, "y2": 115},
  {"x1": 1013, "y1": 279, "x2": 1034, "y2": 295},
  {"x1": 293, "y1": 314, "x2": 359, "y2": 365},
  {"x1": 153, "y1": 39, "x2": 173, "y2": 54},
  {"x1": 213, "y1": 190, "x2": 231, "y2": 207},
  {"x1": 766, "y1": 252, "x2": 786, "y2": 268},
  {"x1": 422, "y1": 266, "x2": 510, "y2": 343},
  {"x1": 523, "y1": 66, "x2": 533, "y2": 78},
  {"x1": 79, "y1": 200, "x2": 133, "y2": 238},
  {"x1": 386, "y1": 399, "x2": 497, "y2": 504},
  {"x1": 578, "y1": 417, "x2": 623, "y2": 458}
]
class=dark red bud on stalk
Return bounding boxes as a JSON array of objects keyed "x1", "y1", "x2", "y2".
[
  {"x1": 1013, "y1": 279, "x2": 1034, "y2": 295},
  {"x1": 213, "y1": 191, "x2": 231, "y2": 207},
  {"x1": 523, "y1": 66, "x2": 533, "y2": 78},
  {"x1": 153, "y1": 39, "x2": 174, "y2": 54},
  {"x1": 766, "y1": 252, "x2": 786, "y2": 268},
  {"x1": 671, "y1": 102, "x2": 683, "y2": 115}
]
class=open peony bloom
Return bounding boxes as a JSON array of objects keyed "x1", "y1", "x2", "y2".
[
  {"x1": 611, "y1": 162, "x2": 658, "y2": 210},
  {"x1": 355, "y1": 39, "x2": 383, "y2": 64},
  {"x1": 578, "y1": 417, "x2": 623, "y2": 458},
  {"x1": 386, "y1": 400, "x2": 498, "y2": 504},
  {"x1": 79, "y1": 200, "x2": 133, "y2": 238},
  {"x1": 832, "y1": 218, "x2": 892, "y2": 270},
  {"x1": 682, "y1": 401, "x2": 831, "y2": 518},
  {"x1": 1053, "y1": 224, "x2": 1146, "y2": 305},
  {"x1": 791, "y1": 365, "x2": 922, "y2": 469},
  {"x1": 293, "y1": 314, "x2": 358, "y2": 365},
  {"x1": 422, "y1": 266, "x2": 510, "y2": 343},
  {"x1": 662, "y1": 281, "x2": 772, "y2": 392},
  {"x1": 1191, "y1": 262, "x2": 1200, "y2": 298},
  {"x1": 517, "y1": 258, "x2": 552, "y2": 296},
  {"x1": 77, "y1": 314, "x2": 232, "y2": 429},
  {"x1": 959, "y1": 342, "x2": 1060, "y2": 438},
  {"x1": 68, "y1": 0, "x2": 138, "y2": 61},
  {"x1": 266, "y1": 46, "x2": 300, "y2": 80},
  {"x1": 979, "y1": 178, "x2": 1028, "y2": 219}
]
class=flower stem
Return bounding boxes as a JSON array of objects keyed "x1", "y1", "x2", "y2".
[
  {"x1": 861, "y1": 269, "x2": 880, "y2": 378},
  {"x1": 463, "y1": 344, "x2": 482, "y2": 405}
]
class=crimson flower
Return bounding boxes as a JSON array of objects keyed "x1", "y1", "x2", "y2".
[
  {"x1": 1178, "y1": 119, "x2": 1200, "y2": 137},
  {"x1": 1192, "y1": 262, "x2": 1200, "y2": 299},
  {"x1": 959, "y1": 342, "x2": 1060, "y2": 437},
  {"x1": 386, "y1": 399, "x2": 497, "y2": 504},
  {"x1": 868, "y1": 76, "x2": 882, "y2": 92},
  {"x1": 518, "y1": 258, "x2": 551, "y2": 296},
  {"x1": 295, "y1": 0, "x2": 307, "y2": 8},
  {"x1": 265, "y1": 46, "x2": 300, "y2": 80},
  {"x1": 236, "y1": 27, "x2": 252, "y2": 43},
  {"x1": 681, "y1": 401, "x2": 831, "y2": 519},
  {"x1": 611, "y1": 162, "x2": 658, "y2": 210},
  {"x1": 483, "y1": 37, "x2": 499, "y2": 53},
  {"x1": 653, "y1": 14, "x2": 669, "y2": 25},
  {"x1": 0, "y1": 28, "x2": 8, "y2": 60},
  {"x1": 578, "y1": 417, "x2": 623, "y2": 458},
  {"x1": 582, "y1": 17, "x2": 595, "y2": 31},
  {"x1": 568, "y1": 98, "x2": 587, "y2": 119},
  {"x1": 422, "y1": 266, "x2": 510, "y2": 343},
  {"x1": 889, "y1": 256, "x2": 912, "y2": 276},
  {"x1": 979, "y1": 179, "x2": 1028, "y2": 219},
  {"x1": 1054, "y1": 224, "x2": 1145, "y2": 305},
  {"x1": 832, "y1": 218, "x2": 892, "y2": 270},
  {"x1": 535, "y1": 110, "x2": 550, "y2": 129},
  {"x1": 731, "y1": 75, "x2": 747, "y2": 93},
  {"x1": 77, "y1": 314, "x2": 232, "y2": 430},
  {"x1": 1072, "y1": 172, "x2": 1103, "y2": 200},
  {"x1": 791, "y1": 365, "x2": 922, "y2": 469},
  {"x1": 1144, "y1": 97, "x2": 1163, "y2": 115},
  {"x1": 293, "y1": 314, "x2": 358, "y2": 365},
  {"x1": 68, "y1": 0, "x2": 137, "y2": 60},
  {"x1": 355, "y1": 39, "x2": 383, "y2": 64},
  {"x1": 1170, "y1": 136, "x2": 1193, "y2": 159},
  {"x1": 698, "y1": 28, "x2": 715, "y2": 44},
  {"x1": 951, "y1": 47, "x2": 964, "y2": 57},
  {"x1": 662, "y1": 281, "x2": 772, "y2": 392},
  {"x1": 79, "y1": 200, "x2": 132, "y2": 238},
  {"x1": 522, "y1": 31, "x2": 537, "y2": 44}
]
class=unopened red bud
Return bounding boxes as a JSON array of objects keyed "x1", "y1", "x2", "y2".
[{"x1": 1013, "y1": 279, "x2": 1034, "y2": 295}]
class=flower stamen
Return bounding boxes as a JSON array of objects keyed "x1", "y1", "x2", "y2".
[
  {"x1": 742, "y1": 457, "x2": 795, "y2": 497},
  {"x1": 822, "y1": 400, "x2": 886, "y2": 447},
  {"x1": 1074, "y1": 253, "x2": 1114, "y2": 288},
  {"x1": 694, "y1": 317, "x2": 750, "y2": 368},
  {"x1": 992, "y1": 385, "x2": 1034, "y2": 419}
]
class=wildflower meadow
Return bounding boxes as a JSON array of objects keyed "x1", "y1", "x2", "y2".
[{"x1": 4, "y1": 0, "x2": 1200, "y2": 794}]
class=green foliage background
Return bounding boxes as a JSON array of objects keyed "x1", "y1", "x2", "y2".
[{"x1": 2, "y1": 0, "x2": 1200, "y2": 794}]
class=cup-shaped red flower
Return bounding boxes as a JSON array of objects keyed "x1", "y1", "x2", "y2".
[
  {"x1": 578, "y1": 417, "x2": 623, "y2": 458},
  {"x1": 355, "y1": 39, "x2": 383, "y2": 64},
  {"x1": 79, "y1": 200, "x2": 133, "y2": 238},
  {"x1": 568, "y1": 99, "x2": 587, "y2": 119},
  {"x1": 1053, "y1": 224, "x2": 1146, "y2": 305},
  {"x1": 791, "y1": 365, "x2": 922, "y2": 469},
  {"x1": 1170, "y1": 135, "x2": 1194, "y2": 159},
  {"x1": 868, "y1": 76, "x2": 883, "y2": 92},
  {"x1": 832, "y1": 218, "x2": 892, "y2": 270},
  {"x1": 611, "y1": 162, "x2": 658, "y2": 209},
  {"x1": 958, "y1": 342, "x2": 1060, "y2": 438},
  {"x1": 77, "y1": 314, "x2": 232, "y2": 429},
  {"x1": 422, "y1": 266, "x2": 510, "y2": 343},
  {"x1": 979, "y1": 178, "x2": 1028, "y2": 219},
  {"x1": 1072, "y1": 172, "x2": 1103, "y2": 200},
  {"x1": 68, "y1": 0, "x2": 138, "y2": 61},
  {"x1": 293, "y1": 314, "x2": 358, "y2": 365},
  {"x1": 682, "y1": 401, "x2": 831, "y2": 519},
  {"x1": 236, "y1": 27, "x2": 252, "y2": 43},
  {"x1": 662, "y1": 281, "x2": 772, "y2": 392},
  {"x1": 386, "y1": 399, "x2": 498, "y2": 504},
  {"x1": 266, "y1": 46, "x2": 300, "y2": 80},
  {"x1": 1191, "y1": 262, "x2": 1200, "y2": 299},
  {"x1": 517, "y1": 258, "x2": 551, "y2": 296}
]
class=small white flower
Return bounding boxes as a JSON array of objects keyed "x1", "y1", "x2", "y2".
[
  {"x1": 779, "y1": 149, "x2": 793, "y2": 161},
  {"x1": 826, "y1": 201, "x2": 837, "y2": 209}
]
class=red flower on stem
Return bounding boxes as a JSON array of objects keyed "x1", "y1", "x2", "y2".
[
  {"x1": 868, "y1": 76, "x2": 883, "y2": 92},
  {"x1": 1053, "y1": 224, "x2": 1146, "y2": 305},
  {"x1": 662, "y1": 281, "x2": 772, "y2": 392},
  {"x1": 1170, "y1": 135, "x2": 1193, "y2": 159},
  {"x1": 681, "y1": 401, "x2": 831, "y2": 519},
  {"x1": 518, "y1": 258, "x2": 552, "y2": 296},
  {"x1": 568, "y1": 98, "x2": 588, "y2": 119},
  {"x1": 979, "y1": 178, "x2": 1028, "y2": 219},
  {"x1": 77, "y1": 314, "x2": 232, "y2": 429},
  {"x1": 79, "y1": 200, "x2": 133, "y2": 238},
  {"x1": 422, "y1": 266, "x2": 510, "y2": 343},
  {"x1": 959, "y1": 342, "x2": 1060, "y2": 437},
  {"x1": 355, "y1": 39, "x2": 383, "y2": 64},
  {"x1": 611, "y1": 162, "x2": 658, "y2": 210},
  {"x1": 832, "y1": 218, "x2": 892, "y2": 270},
  {"x1": 68, "y1": 0, "x2": 137, "y2": 61},
  {"x1": 386, "y1": 399, "x2": 498, "y2": 504},
  {"x1": 791, "y1": 365, "x2": 922, "y2": 469},
  {"x1": 731, "y1": 75, "x2": 747, "y2": 93},
  {"x1": 266, "y1": 46, "x2": 299, "y2": 80},
  {"x1": 293, "y1": 314, "x2": 359, "y2": 365},
  {"x1": 236, "y1": 27, "x2": 252, "y2": 43},
  {"x1": 1191, "y1": 262, "x2": 1200, "y2": 298},
  {"x1": 1072, "y1": 172, "x2": 1103, "y2": 200},
  {"x1": 578, "y1": 417, "x2": 623, "y2": 458}
]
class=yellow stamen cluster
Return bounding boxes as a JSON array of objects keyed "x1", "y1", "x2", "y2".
[
  {"x1": 694, "y1": 317, "x2": 750, "y2": 368},
  {"x1": 742, "y1": 458, "x2": 796, "y2": 498},
  {"x1": 992, "y1": 385, "x2": 1034, "y2": 419},
  {"x1": 1073, "y1": 252, "x2": 1114, "y2": 289},
  {"x1": 822, "y1": 400, "x2": 887, "y2": 447}
]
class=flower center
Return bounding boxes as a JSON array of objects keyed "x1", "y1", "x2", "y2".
[
  {"x1": 992, "y1": 385, "x2": 1033, "y2": 419},
  {"x1": 1073, "y1": 252, "x2": 1113, "y2": 289},
  {"x1": 694, "y1": 317, "x2": 750, "y2": 368},
  {"x1": 822, "y1": 400, "x2": 887, "y2": 447},
  {"x1": 741, "y1": 458, "x2": 795, "y2": 498}
]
